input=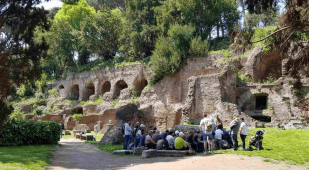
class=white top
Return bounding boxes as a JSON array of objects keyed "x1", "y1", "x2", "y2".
[
  {"x1": 124, "y1": 123, "x2": 133, "y2": 136},
  {"x1": 240, "y1": 122, "x2": 249, "y2": 135},
  {"x1": 136, "y1": 129, "x2": 142, "y2": 136},
  {"x1": 166, "y1": 135, "x2": 175, "y2": 147},
  {"x1": 145, "y1": 135, "x2": 152, "y2": 144},
  {"x1": 214, "y1": 129, "x2": 224, "y2": 139},
  {"x1": 199, "y1": 117, "x2": 210, "y2": 134}
]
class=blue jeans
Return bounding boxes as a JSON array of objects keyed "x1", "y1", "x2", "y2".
[
  {"x1": 60, "y1": 129, "x2": 63, "y2": 138},
  {"x1": 124, "y1": 135, "x2": 131, "y2": 149},
  {"x1": 195, "y1": 142, "x2": 205, "y2": 152},
  {"x1": 231, "y1": 134, "x2": 238, "y2": 150},
  {"x1": 214, "y1": 138, "x2": 222, "y2": 149},
  {"x1": 134, "y1": 136, "x2": 142, "y2": 148}
]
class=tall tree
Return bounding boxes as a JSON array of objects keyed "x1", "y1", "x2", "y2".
[
  {"x1": 86, "y1": 0, "x2": 125, "y2": 11},
  {"x1": 0, "y1": 0, "x2": 50, "y2": 126}
]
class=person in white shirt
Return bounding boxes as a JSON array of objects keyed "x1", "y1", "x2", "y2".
[
  {"x1": 166, "y1": 131, "x2": 175, "y2": 149},
  {"x1": 134, "y1": 124, "x2": 145, "y2": 148},
  {"x1": 214, "y1": 124, "x2": 224, "y2": 150},
  {"x1": 200, "y1": 114, "x2": 215, "y2": 154},
  {"x1": 94, "y1": 123, "x2": 100, "y2": 139},
  {"x1": 239, "y1": 117, "x2": 249, "y2": 150},
  {"x1": 123, "y1": 120, "x2": 133, "y2": 150}
]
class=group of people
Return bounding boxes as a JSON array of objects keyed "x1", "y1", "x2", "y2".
[{"x1": 122, "y1": 114, "x2": 249, "y2": 154}]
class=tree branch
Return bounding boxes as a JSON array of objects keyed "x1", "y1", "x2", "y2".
[{"x1": 251, "y1": 26, "x2": 293, "y2": 44}]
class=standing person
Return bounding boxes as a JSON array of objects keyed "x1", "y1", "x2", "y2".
[
  {"x1": 239, "y1": 117, "x2": 249, "y2": 150},
  {"x1": 59, "y1": 121, "x2": 64, "y2": 138},
  {"x1": 200, "y1": 113, "x2": 215, "y2": 154},
  {"x1": 230, "y1": 116, "x2": 241, "y2": 151},
  {"x1": 94, "y1": 123, "x2": 99, "y2": 139},
  {"x1": 124, "y1": 120, "x2": 133, "y2": 150}
]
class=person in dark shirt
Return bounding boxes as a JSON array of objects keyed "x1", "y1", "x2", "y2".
[
  {"x1": 186, "y1": 130, "x2": 197, "y2": 151},
  {"x1": 193, "y1": 130, "x2": 204, "y2": 152},
  {"x1": 59, "y1": 121, "x2": 64, "y2": 139}
]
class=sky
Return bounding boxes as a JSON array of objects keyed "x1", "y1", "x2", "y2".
[{"x1": 38, "y1": 0, "x2": 62, "y2": 10}]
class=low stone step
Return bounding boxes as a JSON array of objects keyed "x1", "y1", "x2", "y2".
[
  {"x1": 112, "y1": 150, "x2": 134, "y2": 155},
  {"x1": 142, "y1": 149, "x2": 196, "y2": 158}
]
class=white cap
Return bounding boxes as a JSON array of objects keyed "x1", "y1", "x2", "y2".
[
  {"x1": 179, "y1": 132, "x2": 184, "y2": 137},
  {"x1": 175, "y1": 130, "x2": 179, "y2": 134},
  {"x1": 140, "y1": 124, "x2": 145, "y2": 128}
]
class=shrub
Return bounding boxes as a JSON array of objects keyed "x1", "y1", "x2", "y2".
[
  {"x1": 0, "y1": 120, "x2": 61, "y2": 146},
  {"x1": 72, "y1": 114, "x2": 83, "y2": 122},
  {"x1": 9, "y1": 110, "x2": 25, "y2": 120},
  {"x1": 210, "y1": 37, "x2": 231, "y2": 51}
]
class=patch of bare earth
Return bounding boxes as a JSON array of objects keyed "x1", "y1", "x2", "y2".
[{"x1": 47, "y1": 138, "x2": 307, "y2": 170}]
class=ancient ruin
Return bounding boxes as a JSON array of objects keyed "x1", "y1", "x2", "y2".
[{"x1": 24, "y1": 45, "x2": 309, "y2": 138}]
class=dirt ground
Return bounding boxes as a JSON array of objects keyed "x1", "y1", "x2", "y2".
[{"x1": 47, "y1": 138, "x2": 307, "y2": 170}]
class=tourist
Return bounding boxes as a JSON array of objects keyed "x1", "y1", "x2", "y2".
[
  {"x1": 211, "y1": 118, "x2": 216, "y2": 139},
  {"x1": 156, "y1": 132, "x2": 169, "y2": 150},
  {"x1": 214, "y1": 124, "x2": 224, "y2": 150},
  {"x1": 239, "y1": 117, "x2": 249, "y2": 150},
  {"x1": 60, "y1": 121, "x2": 64, "y2": 138},
  {"x1": 230, "y1": 116, "x2": 241, "y2": 151},
  {"x1": 200, "y1": 113, "x2": 215, "y2": 154},
  {"x1": 134, "y1": 124, "x2": 145, "y2": 148},
  {"x1": 186, "y1": 130, "x2": 196, "y2": 150},
  {"x1": 94, "y1": 123, "x2": 99, "y2": 139},
  {"x1": 166, "y1": 131, "x2": 175, "y2": 149},
  {"x1": 214, "y1": 114, "x2": 223, "y2": 127},
  {"x1": 141, "y1": 130, "x2": 148, "y2": 147},
  {"x1": 124, "y1": 120, "x2": 133, "y2": 150},
  {"x1": 174, "y1": 130, "x2": 180, "y2": 138},
  {"x1": 145, "y1": 130, "x2": 156, "y2": 149},
  {"x1": 205, "y1": 122, "x2": 216, "y2": 153},
  {"x1": 152, "y1": 129, "x2": 160, "y2": 143},
  {"x1": 193, "y1": 130, "x2": 204, "y2": 152},
  {"x1": 175, "y1": 132, "x2": 190, "y2": 150}
]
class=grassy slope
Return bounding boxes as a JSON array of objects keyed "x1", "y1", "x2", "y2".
[
  {"x1": 0, "y1": 145, "x2": 55, "y2": 170},
  {"x1": 217, "y1": 128, "x2": 309, "y2": 166}
]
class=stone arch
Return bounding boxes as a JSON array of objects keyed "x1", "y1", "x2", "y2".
[
  {"x1": 101, "y1": 81, "x2": 111, "y2": 96},
  {"x1": 114, "y1": 80, "x2": 128, "y2": 99},
  {"x1": 68, "y1": 84, "x2": 79, "y2": 100},
  {"x1": 72, "y1": 107, "x2": 83, "y2": 115},
  {"x1": 133, "y1": 77, "x2": 148, "y2": 97},
  {"x1": 59, "y1": 84, "x2": 64, "y2": 89},
  {"x1": 83, "y1": 82, "x2": 95, "y2": 101}
]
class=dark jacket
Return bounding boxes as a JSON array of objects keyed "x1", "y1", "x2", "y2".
[{"x1": 230, "y1": 120, "x2": 240, "y2": 135}]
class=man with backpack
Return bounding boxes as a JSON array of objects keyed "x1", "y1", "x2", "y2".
[
  {"x1": 239, "y1": 117, "x2": 249, "y2": 150},
  {"x1": 230, "y1": 116, "x2": 241, "y2": 151}
]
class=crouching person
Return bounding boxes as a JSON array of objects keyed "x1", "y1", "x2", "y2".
[
  {"x1": 175, "y1": 132, "x2": 190, "y2": 150},
  {"x1": 145, "y1": 130, "x2": 156, "y2": 149}
]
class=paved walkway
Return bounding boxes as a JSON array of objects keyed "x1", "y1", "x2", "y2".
[{"x1": 47, "y1": 138, "x2": 307, "y2": 170}]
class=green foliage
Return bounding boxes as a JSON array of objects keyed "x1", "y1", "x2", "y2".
[
  {"x1": 210, "y1": 37, "x2": 231, "y2": 51},
  {"x1": 47, "y1": 88, "x2": 60, "y2": 98},
  {"x1": 0, "y1": 120, "x2": 61, "y2": 146},
  {"x1": 150, "y1": 24, "x2": 209, "y2": 84},
  {"x1": 263, "y1": 76, "x2": 276, "y2": 84},
  {"x1": 236, "y1": 69, "x2": 252, "y2": 84},
  {"x1": 251, "y1": 26, "x2": 278, "y2": 48},
  {"x1": 9, "y1": 110, "x2": 25, "y2": 120},
  {"x1": 245, "y1": 8, "x2": 278, "y2": 28},
  {"x1": 217, "y1": 128, "x2": 309, "y2": 166},
  {"x1": 0, "y1": 145, "x2": 54, "y2": 170},
  {"x1": 130, "y1": 88, "x2": 139, "y2": 104},
  {"x1": 72, "y1": 114, "x2": 83, "y2": 122},
  {"x1": 111, "y1": 98, "x2": 119, "y2": 107},
  {"x1": 16, "y1": 82, "x2": 34, "y2": 98}
]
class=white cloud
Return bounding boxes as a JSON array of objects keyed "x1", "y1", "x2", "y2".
[{"x1": 38, "y1": 0, "x2": 62, "y2": 10}]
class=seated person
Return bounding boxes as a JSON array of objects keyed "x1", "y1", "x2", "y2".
[
  {"x1": 193, "y1": 130, "x2": 204, "y2": 152},
  {"x1": 166, "y1": 131, "x2": 175, "y2": 149},
  {"x1": 186, "y1": 130, "x2": 197, "y2": 150},
  {"x1": 214, "y1": 124, "x2": 224, "y2": 150},
  {"x1": 156, "y1": 132, "x2": 169, "y2": 150},
  {"x1": 152, "y1": 130, "x2": 160, "y2": 143},
  {"x1": 145, "y1": 130, "x2": 156, "y2": 149},
  {"x1": 175, "y1": 132, "x2": 190, "y2": 150}
]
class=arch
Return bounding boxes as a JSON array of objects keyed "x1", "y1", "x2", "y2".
[
  {"x1": 114, "y1": 80, "x2": 128, "y2": 99},
  {"x1": 101, "y1": 81, "x2": 111, "y2": 96},
  {"x1": 59, "y1": 84, "x2": 64, "y2": 89},
  {"x1": 72, "y1": 107, "x2": 83, "y2": 115},
  {"x1": 133, "y1": 77, "x2": 148, "y2": 97},
  {"x1": 83, "y1": 82, "x2": 95, "y2": 101},
  {"x1": 68, "y1": 84, "x2": 79, "y2": 100}
]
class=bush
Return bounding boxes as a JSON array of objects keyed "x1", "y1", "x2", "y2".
[
  {"x1": 72, "y1": 114, "x2": 83, "y2": 122},
  {"x1": 0, "y1": 120, "x2": 61, "y2": 146},
  {"x1": 210, "y1": 37, "x2": 231, "y2": 51},
  {"x1": 9, "y1": 110, "x2": 25, "y2": 120}
]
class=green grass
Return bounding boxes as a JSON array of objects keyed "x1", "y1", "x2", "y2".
[
  {"x1": 62, "y1": 130, "x2": 104, "y2": 141},
  {"x1": 216, "y1": 128, "x2": 309, "y2": 167},
  {"x1": 86, "y1": 141, "x2": 123, "y2": 152},
  {"x1": 0, "y1": 145, "x2": 55, "y2": 170}
]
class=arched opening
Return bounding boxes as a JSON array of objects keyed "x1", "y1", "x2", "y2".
[
  {"x1": 133, "y1": 77, "x2": 148, "y2": 97},
  {"x1": 68, "y1": 84, "x2": 79, "y2": 100},
  {"x1": 255, "y1": 95, "x2": 268, "y2": 110},
  {"x1": 101, "y1": 81, "x2": 111, "y2": 96},
  {"x1": 59, "y1": 85, "x2": 64, "y2": 89},
  {"x1": 114, "y1": 80, "x2": 128, "y2": 99},
  {"x1": 83, "y1": 82, "x2": 95, "y2": 101},
  {"x1": 72, "y1": 107, "x2": 83, "y2": 115}
]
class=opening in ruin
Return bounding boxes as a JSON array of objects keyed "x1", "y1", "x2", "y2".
[
  {"x1": 251, "y1": 116, "x2": 271, "y2": 122},
  {"x1": 72, "y1": 107, "x2": 83, "y2": 115},
  {"x1": 256, "y1": 96, "x2": 267, "y2": 110},
  {"x1": 68, "y1": 84, "x2": 79, "y2": 100},
  {"x1": 114, "y1": 80, "x2": 128, "y2": 99},
  {"x1": 59, "y1": 85, "x2": 64, "y2": 89},
  {"x1": 133, "y1": 77, "x2": 148, "y2": 97},
  {"x1": 101, "y1": 81, "x2": 111, "y2": 96},
  {"x1": 83, "y1": 82, "x2": 95, "y2": 101}
]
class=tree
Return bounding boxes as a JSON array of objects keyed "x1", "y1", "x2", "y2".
[
  {"x1": 0, "y1": 0, "x2": 50, "y2": 127},
  {"x1": 86, "y1": 0, "x2": 125, "y2": 11},
  {"x1": 79, "y1": 7, "x2": 122, "y2": 61},
  {"x1": 47, "y1": 7, "x2": 61, "y2": 20},
  {"x1": 119, "y1": 0, "x2": 161, "y2": 61}
]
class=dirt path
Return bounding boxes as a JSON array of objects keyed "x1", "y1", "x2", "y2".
[{"x1": 47, "y1": 138, "x2": 307, "y2": 170}]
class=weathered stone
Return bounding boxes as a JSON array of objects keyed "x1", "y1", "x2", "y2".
[
  {"x1": 133, "y1": 146, "x2": 148, "y2": 155},
  {"x1": 182, "y1": 76, "x2": 197, "y2": 124},
  {"x1": 64, "y1": 131, "x2": 71, "y2": 135},
  {"x1": 142, "y1": 149, "x2": 157, "y2": 158},
  {"x1": 157, "y1": 150, "x2": 196, "y2": 157},
  {"x1": 76, "y1": 133, "x2": 81, "y2": 139},
  {"x1": 170, "y1": 125, "x2": 199, "y2": 133},
  {"x1": 113, "y1": 150, "x2": 134, "y2": 155},
  {"x1": 99, "y1": 126, "x2": 124, "y2": 145},
  {"x1": 244, "y1": 47, "x2": 263, "y2": 79},
  {"x1": 73, "y1": 130, "x2": 82, "y2": 137},
  {"x1": 25, "y1": 114, "x2": 35, "y2": 120},
  {"x1": 20, "y1": 104, "x2": 32, "y2": 113}
]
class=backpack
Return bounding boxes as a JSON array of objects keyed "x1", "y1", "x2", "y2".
[{"x1": 221, "y1": 140, "x2": 230, "y2": 149}]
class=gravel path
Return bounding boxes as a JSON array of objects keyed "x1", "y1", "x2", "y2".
[{"x1": 47, "y1": 138, "x2": 307, "y2": 170}]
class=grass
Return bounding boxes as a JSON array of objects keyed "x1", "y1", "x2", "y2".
[
  {"x1": 0, "y1": 145, "x2": 55, "y2": 170},
  {"x1": 86, "y1": 141, "x2": 123, "y2": 153},
  {"x1": 216, "y1": 128, "x2": 309, "y2": 167},
  {"x1": 62, "y1": 130, "x2": 104, "y2": 141}
]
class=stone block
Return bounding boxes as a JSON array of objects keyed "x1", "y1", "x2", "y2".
[
  {"x1": 113, "y1": 150, "x2": 134, "y2": 155},
  {"x1": 73, "y1": 130, "x2": 82, "y2": 137},
  {"x1": 64, "y1": 131, "x2": 71, "y2": 135},
  {"x1": 133, "y1": 146, "x2": 148, "y2": 155},
  {"x1": 76, "y1": 133, "x2": 81, "y2": 139},
  {"x1": 142, "y1": 149, "x2": 158, "y2": 158},
  {"x1": 157, "y1": 150, "x2": 196, "y2": 157},
  {"x1": 81, "y1": 134, "x2": 87, "y2": 140}
]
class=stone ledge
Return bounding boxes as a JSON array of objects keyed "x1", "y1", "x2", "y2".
[
  {"x1": 112, "y1": 150, "x2": 134, "y2": 155},
  {"x1": 142, "y1": 149, "x2": 196, "y2": 158}
]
